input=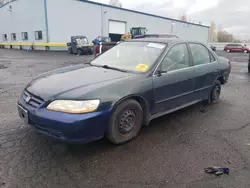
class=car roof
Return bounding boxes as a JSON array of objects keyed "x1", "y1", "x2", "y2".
[{"x1": 128, "y1": 38, "x2": 203, "y2": 45}]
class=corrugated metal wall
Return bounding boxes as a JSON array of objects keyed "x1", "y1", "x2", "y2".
[
  {"x1": 0, "y1": 0, "x2": 210, "y2": 50},
  {"x1": 47, "y1": 0, "x2": 209, "y2": 44},
  {"x1": 46, "y1": 0, "x2": 102, "y2": 43},
  {"x1": 0, "y1": 0, "x2": 47, "y2": 49}
]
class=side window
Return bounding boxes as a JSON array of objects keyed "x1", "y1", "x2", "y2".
[
  {"x1": 35, "y1": 31, "x2": 43, "y2": 40},
  {"x1": 189, "y1": 43, "x2": 211, "y2": 66},
  {"x1": 160, "y1": 43, "x2": 190, "y2": 72},
  {"x1": 21, "y1": 32, "x2": 28, "y2": 40},
  {"x1": 2, "y1": 34, "x2": 7, "y2": 41},
  {"x1": 11, "y1": 33, "x2": 16, "y2": 41}
]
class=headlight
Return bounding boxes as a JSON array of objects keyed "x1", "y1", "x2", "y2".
[{"x1": 47, "y1": 100, "x2": 100, "y2": 114}]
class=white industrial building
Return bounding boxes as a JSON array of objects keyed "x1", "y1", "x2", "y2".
[{"x1": 0, "y1": 0, "x2": 210, "y2": 50}]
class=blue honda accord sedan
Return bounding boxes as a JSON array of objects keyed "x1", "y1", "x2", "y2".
[{"x1": 18, "y1": 38, "x2": 231, "y2": 144}]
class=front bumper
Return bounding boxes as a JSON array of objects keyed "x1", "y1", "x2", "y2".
[{"x1": 18, "y1": 95, "x2": 111, "y2": 143}]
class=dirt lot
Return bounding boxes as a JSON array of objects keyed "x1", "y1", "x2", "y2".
[{"x1": 1, "y1": 49, "x2": 250, "y2": 188}]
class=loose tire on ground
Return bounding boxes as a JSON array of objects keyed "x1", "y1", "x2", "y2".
[{"x1": 106, "y1": 99, "x2": 143, "y2": 144}]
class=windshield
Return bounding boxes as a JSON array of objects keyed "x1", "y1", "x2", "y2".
[
  {"x1": 76, "y1": 38, "x2": 88, "y2": 46},
  {"x1": 92, "y1": 42, "x2": 167, "y2": 72}
]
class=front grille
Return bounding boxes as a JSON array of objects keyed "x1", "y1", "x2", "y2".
[{"x1": 23, "y1": 90, "x2": 44, "y2": 108}]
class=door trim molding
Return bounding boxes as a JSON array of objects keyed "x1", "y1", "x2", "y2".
[
  {"x1": 155, "y1": 91, "x2": 194, "y2": 104},
  {"x1": 151, "y1": 99, "x2": 202, "y2": 120}
]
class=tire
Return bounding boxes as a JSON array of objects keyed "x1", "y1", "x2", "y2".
[
  {"x1": 106, "y1": 99, "x2": 143, "y2": 144},
  {"x1": 226, "y1": 49, "x2": 230, "y2": 53},
  {"x1": 248, "y1": 65, "x2": 250, "y2": 73},
  {"x1": 77, "y1": 49, "x2": 82, "y2": 56},
  {"x1": 204, "y1": 80, "x2": 221, "y2": 105},
  {"x1": 68, "y1": 47, "x2": 72, "y2": 54},
  {"x1": 244, "y1": 50, "x2": 248, "y2": 53}
]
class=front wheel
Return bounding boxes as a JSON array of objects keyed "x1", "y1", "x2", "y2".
[
  {"x1": 68, "y1": 47, "x2": 72, "y2": 54},
  {"x1": 106, "y1": 99, "x2": 143, "y2": 144},
  {"x1": 226, "y1": 49, "x2": 230, "y2": 53}
]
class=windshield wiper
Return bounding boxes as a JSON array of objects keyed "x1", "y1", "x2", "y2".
[{"x1": 102, "y1": 65, "x2": 127, "y2": 72}]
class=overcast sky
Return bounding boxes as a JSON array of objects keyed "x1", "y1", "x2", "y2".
[{"x1": 90, "y1": 0, "x2": 250, "y2": 39}]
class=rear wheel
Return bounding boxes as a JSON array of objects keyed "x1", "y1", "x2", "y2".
[
  {"x1": 244, "y1": 50, "x2": 248, "y2": 53},
  {"x1": 204, "y1": 80, "x2": 221, "y2": 105},
  {"x1": 106, "y1": 99, "x2": 143, "y2": 144},
  {"x1": 227, "y1": 49, "x2": 230, "y2": 53}
]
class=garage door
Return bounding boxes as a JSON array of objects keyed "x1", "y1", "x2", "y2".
[{"x1": 109, "y1": 21, "x2": 126, "y2": 34}]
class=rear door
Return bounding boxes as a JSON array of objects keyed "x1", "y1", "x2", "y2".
[
  {"x1": 153, "y1": 43, "x2": 195, "y2": 114},
  {"x1": 188, "y1": 43, "x2": 219, "y2": 99}
]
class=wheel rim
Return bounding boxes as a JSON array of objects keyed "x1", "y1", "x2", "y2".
[
  {"x1": 212, "y1": 85, "x2": 220, "y2": 102},
  {"x1": 118, "y1": 110, "x2": 136, "y2": 135}
]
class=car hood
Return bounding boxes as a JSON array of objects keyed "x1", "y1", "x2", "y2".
[{"x1": 26, "y1": 65, "x2": 134, "y2": 101}]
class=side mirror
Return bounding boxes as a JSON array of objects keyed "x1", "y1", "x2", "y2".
[{"x1": 156, "y1": 70, "x2": 167, "y2": 76}]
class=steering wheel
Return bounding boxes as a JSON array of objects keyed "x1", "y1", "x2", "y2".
[{"x1": 162, "y1": 56, "x2": 179, "y2": 71}]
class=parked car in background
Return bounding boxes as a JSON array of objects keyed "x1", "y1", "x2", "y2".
[
  {"x1": 18, "y1": 38, "x2": 231, "y2": 145},
  {"x1": 248, "y1": 54, "x2": 250, "y2": 73},
  {"x1": 223, "y1": 44, "x2": 249, "y2": 53}
]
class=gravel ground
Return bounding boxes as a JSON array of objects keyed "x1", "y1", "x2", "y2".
[{"x1": 1, "y1": 49, "x2": 250, "y2": 188}]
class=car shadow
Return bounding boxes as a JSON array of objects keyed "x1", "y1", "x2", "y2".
[{"x1": 44, "y1": 102, "x2": 210, "y2": 156}]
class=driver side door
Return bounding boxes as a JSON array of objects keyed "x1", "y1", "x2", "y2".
[{"x1": 152, "y1": 43, "x2": 195, "y2": 114}]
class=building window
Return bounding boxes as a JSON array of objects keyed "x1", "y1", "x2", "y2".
[
  {"x1": 21, "y1": 32, "x2": 28, "y2": 40},
  {"x1": 11, "y1": 33, "x2": 16, "y2": 41},
  {"x1": 35, "y1": 31, "x2": 43, "y2": 40},
  {"x1": 2, "y1": 34, "x2": 7, "y2": 41}
]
